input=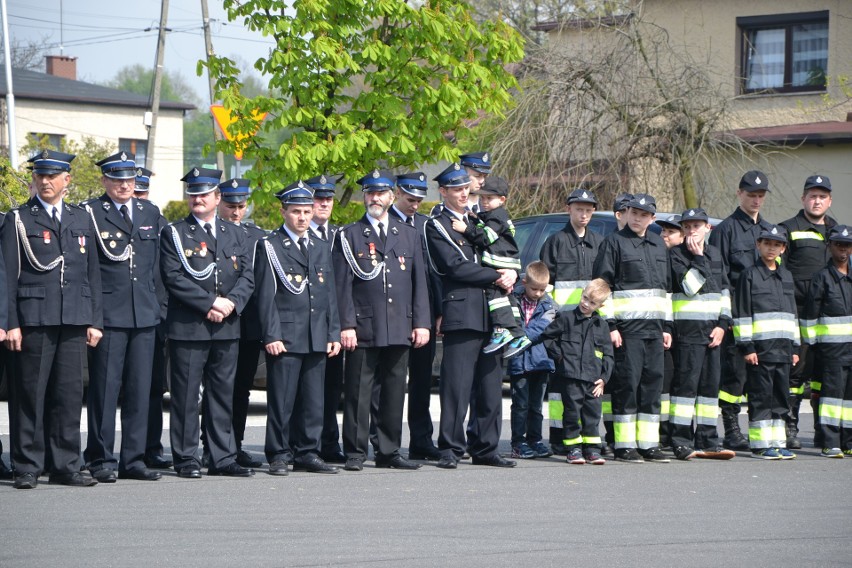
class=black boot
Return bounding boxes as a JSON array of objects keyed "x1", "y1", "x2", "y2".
[
  {"x1": 721, "y1": 403, "x2": 749, "y2": 451},
  {"x1": 786, "y1": 394, "x2": 802, "y2": 450},
  {"x1": 811, "y1": 393, "x2": 824, "y2": 448}
]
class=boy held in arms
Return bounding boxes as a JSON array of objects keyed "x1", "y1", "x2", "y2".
[
  {"x1": 538, "y1": 279, "x2": 614, "y2": 464},
  {"x1": 506, "y1": 262, "x2": 557, "y2": 459},
  {"x1": 452, "y1": 176, "x2": 530, "y2": 358},
  {"x1": 802, "y1": 225, "x2": 852, "y2": 458},
  {"x1": 733, "y1": 225, "x2": 800, "y2": 459}
]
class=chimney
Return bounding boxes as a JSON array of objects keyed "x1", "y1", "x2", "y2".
[{"x1": 45, "y1": 55, "x2": 77, "y2": 81}]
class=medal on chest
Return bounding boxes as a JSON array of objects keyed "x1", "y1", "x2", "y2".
[
  {"x1": 43, "y1": 230, "x2": 51, "y2": 244},
  {"x1": 79, "y1": 235, "x2": 86, "y2": 254},
  {"x1": 199, "y1": 242, "x2": 208, "y2": 257}
]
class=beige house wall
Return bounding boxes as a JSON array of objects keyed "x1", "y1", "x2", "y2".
[
  {"x1": 543, "y1": 1, "x2": 852, "y2": 220},
  {"x1": 14, "y1": 99, "x2": 186, "y2": 207}
]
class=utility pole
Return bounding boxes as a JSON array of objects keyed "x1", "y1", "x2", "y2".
[
  {"x1": 145, "y1": 0, "x2": 169, "y2": 169},
  {"x1": 0, "y1": 0, "x2": 17, "y2": 167},
  {"x1": 201, "y1": 0, "x2": 225, "y2": 172}
]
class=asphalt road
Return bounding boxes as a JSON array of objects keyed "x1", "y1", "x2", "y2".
[{"x1": 1, "y1": 397, "x2": 850, "y2": 568}]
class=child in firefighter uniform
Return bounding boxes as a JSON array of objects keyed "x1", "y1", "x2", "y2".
[
  {"x1": 802, "y1": 225, "x2": 852, "y2": 458},
  {"x1": 451, "y1": 176, "x2": 530, "y2": 358},
  {"x1": 539, "y1": 278, "x2": 614, "y2": 464},
  {"x1": 668, "y1": 208, "x2": 735, "y2": 460},
  {"x1": 733, "y1": 225, "x2": 800, "y2": 459}
]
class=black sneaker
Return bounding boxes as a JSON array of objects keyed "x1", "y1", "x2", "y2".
[
  {"x1": 614, "y1": 448, "x2": 644, "y2": 463},
  {"x1": 640, "y1": 448, "x2": 670, "y2": 463},
  {"x1": 673, "y1": 445, "x2": 696, "y2": 461}
]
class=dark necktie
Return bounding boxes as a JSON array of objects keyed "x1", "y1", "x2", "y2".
[
  {"x1": 318, "y1": 225, "x2": 327, "y2": 241},
  {"x1": 119, "y1": 204, "x2": 132, "y2": 232},
  {"x1": 406, "y1": 215, "x2": 414, "y2": 226},
  {"x1": 378, "y1": 221, "x2": 387, "y2": 245},
  {"x1": 52, "y1": 207, "x2": 60, "y2": 231},
  {"x1": 204, "y1": 222, "x2": 216, "y2": 243},
  {"x1": 299, "y1": 237, "x2": 309, "y2": 259}
]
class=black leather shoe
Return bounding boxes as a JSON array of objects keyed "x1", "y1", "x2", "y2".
[
  {"x1": 376, "y1": 455, "x2": 421, "y2": 470},
  {"x1": 267, "y1": 460, "x2": 289, "y2": 476},
  {"x1": 49, "y1": 472, "x2": 98, "y2": 486},
  {"x1": 119, "y1": 468, "x2": 161, "y2": 481},
  {"x1": 344, "y1": 458, "x2": 363, "y2": 471},
  {"x1": 436, "y1": 456, "x2": 458, "y2": 469},
  {"x1": 91, "y1": 469, "x2": 117, "y2": 483},
  {"x1": 471, "y1": 455, "x2": 517, "y2": 468},
  {"x1": 320, "y1": 450, "x2": 347, "y2": 464},
  {"x1": 0, "y1": 459, "x2": 13, "y2": 480},
  {"x1": 177, "y1": 467, "x2": 202, "y2": 479},
  {"x1": 145, "y1": 455, "x2": 173, "y2": 470},
  {"x1": 207, "y1": 462, "x2": 255, "y2": 477},
  {"x1": 13, "y1": 472, "x2": 37, "y2": 489},
  {"x1": 236, "y1": 449, "x2": 263, "y2": 468},
  {"x1": 293, "y1": 456, "x2": 339, "y2": 474},
  {"x1": 408, "y1": 445, "x2": 442, "y2": 461}
]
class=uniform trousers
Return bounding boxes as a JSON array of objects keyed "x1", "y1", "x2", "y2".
[
  {"x1": 407, "y1": 333, "x2": 437, "y2": 449},
  {"x1": 745, "y1": 361, "x2": 790, "y2": 450},
  {"x1": 11, "y1": 325, "x2": 87, "y2": 476},
  {"x1": 816, "y1": 360, "x2": 852, "y2": 450},
  {"x1": 168, "y1": 339, "x2": 238, "y2": 470},
  {"x1": 232, "y1": 338, "x2": 262, "y2": 450},
  {"x1": 719, "y1": 330, "x2": 748, "y2": 414},
  {"x1": 84, "y1": 326, "x2": 155, "y2": 473},
  {"x1": 560, "y1": 377, "x2": 603, "y2": 449},
  {"x1": 320, "y1": 352, "x2": 344, "y2": 455},
  {"x1": 438, "y1": 330, "x2": 503, "y2": 459},
  {"x1": 265, "y1": 351, "x2": 326, "y2": 462},
  {"x1": 670, "y1": 342, "x2": 722, "y2": 450},
  {"x1": 145, "y1": 328, "x2": 168, "y2": 460},
  {"x1": 485, "y1": 285, "x2": 524, "y2": 338},
  {"x1": 611, "y1": 335, "x2": 664, "y2": 450},
  {"x1": 343, "y1": 346, "x2": 409, "y2": 460}
]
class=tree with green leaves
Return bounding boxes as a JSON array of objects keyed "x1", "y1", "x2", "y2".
[{"x1": 203, "y1": 0, "x2": 524, "y2": 209}]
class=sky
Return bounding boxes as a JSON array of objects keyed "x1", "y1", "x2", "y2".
[{"x1": 5, "y1": 0, "x2": 276, "y2": 106}]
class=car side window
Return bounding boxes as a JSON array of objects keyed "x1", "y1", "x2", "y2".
[{"x1": 531, "y1": 222, "x2": 565, "y2": 260}]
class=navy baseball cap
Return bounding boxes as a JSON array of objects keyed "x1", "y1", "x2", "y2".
[
  {"x1": 829, "y1": 225, "x2": 852, "y2": 244},
  {"x1": 680, "y1": 207, "x2": 709, "y2": 223},
  {"x1": 626, "y1": 193, "x2": 656, "y2": 214},
  {"x1": 472, "y1": 176, "x2": 509, "y2": 196},
  {"x1": 758, "y1": 224, "x2": 787, "y2": 243},
  {"x1": 739, "y1": 170, "x2": 770, "y2": 192},
  {"x1": 804, "y1": 174, "x2": 831, "y2": 192},
  {"x1": 566, "y1": 188, "x2": 597, "y2": 205},
  {"x1": 656, "y1": 214, "x2": 682, "y2": 230},
  {"x1": 613, "y1": 193, "x2": 634, "y2": 213}
]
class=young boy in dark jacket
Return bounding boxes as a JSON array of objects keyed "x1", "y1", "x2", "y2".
[
  {"x1": 733, "y1": 225, "x2": 800, "y2": 459},
  {"x1": 539, "y1": 278, "x2": 614, "y2": 464},
  {"x1": 507, "y1": 262, "x2": 557, "y2": 459}
]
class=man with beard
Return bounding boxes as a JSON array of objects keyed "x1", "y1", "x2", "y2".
[{"x1": 333, "y1": 170, "x2": 430, "y2": 471}]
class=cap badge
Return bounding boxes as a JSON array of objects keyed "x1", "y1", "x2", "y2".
[
  {"x1": 372, "y1": 170, "x2": 380, "y2": 178},
  {"x1": 453, "y1": 163, "x2": 460, "y2": 171},
  {"x1": 297, "y1": 181, "x2": 305, "y2": 188},
  {"x1": 689, "y1": 209, "x2": 695, "y2": 216},
  {"x1": 42, "y1": 150, "x2": 49, "y2": 159},
  {"x1": 582, "y1": 191, "x2": 588, "y2": 198},
  {"x1": 483, "y1": 153, "x2": 489, "y2": 163},
  {"x1": 771, "y1": 227, "x2": 778, "y2": 235},
  {"x1": 231, "y1": 180, "x2": 239, "y2": 188},
  {"x1": 419, "y1": 174, "x2": 425, "y2": 181},
  {"x1": 120, "y1": 152, "x2": 128, "y2": 161},
  {"x1": 844, "y1": 229, "x2": 849, "y2": 237},
  {"x1": 136, "y1": 168, "x2": 143, "y2": 176},
  {"x1": 320, "y1": 175, "x2": 327, "y2": 184},
  {"x1": 639, "y1": 197, "x2": 646, "y2": 205},
  {"x1": 755, "y1": 176, "x2": 762, "y2": 185},
  {"x1": 816, "y1": 176, "x2": 823, "y2": 183},
  {"x1": 193, "y1": 168, "x2": 200, "y2": 177}
]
